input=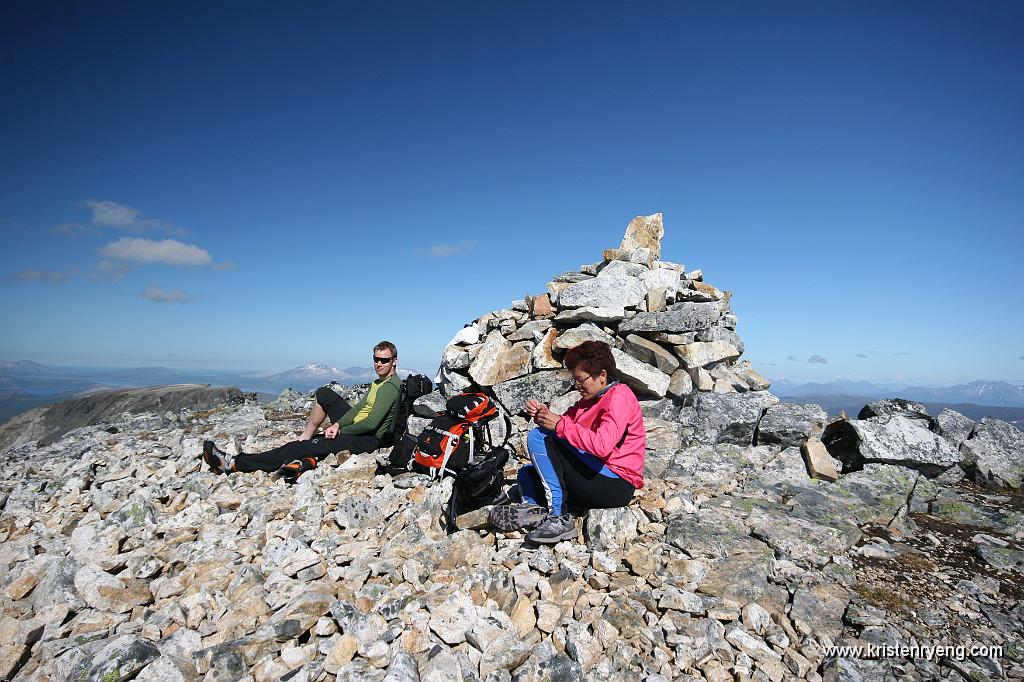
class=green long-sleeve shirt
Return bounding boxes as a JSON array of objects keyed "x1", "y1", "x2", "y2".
[{"x1": 333, "y1": 374, "x2": 401, "y2": 438}]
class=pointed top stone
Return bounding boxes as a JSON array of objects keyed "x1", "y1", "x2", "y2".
[{"x1": 619, "y1": 213, "x2": 664, "y2": 260}]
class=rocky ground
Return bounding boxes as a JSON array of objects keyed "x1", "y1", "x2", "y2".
[
  {"x1": 1, "y1": 215, "x2": 1021, "y2": 680},
  {"x1": 0, "y1": 393, "x2": 1020, "y2": 682}
]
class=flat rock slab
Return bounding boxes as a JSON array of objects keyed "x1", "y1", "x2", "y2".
[
  {"x1": 666, "y1": 506, "x2": 767, "y2": 559},
  {"x1": 789, "y1": 583, "x2": 851, "y2": 640},
  {"x1": 557, "y1": 275, "x2": 647, "y2": 309},
  {"x1": 619, "y1": 303, "x2": 721, "y2": 334},
  {"x1": 746, "y1": 507, "x2": 860, "y2": 568},
  {"x1": 665, "y1": 444, "x2": 782, "y2": 488},
  {"x1": 697, "y1": 548, "x2": 789, "y2": 613},
  {"x1": 789, "y1": 464, "x2": 919, "y2": 528}
]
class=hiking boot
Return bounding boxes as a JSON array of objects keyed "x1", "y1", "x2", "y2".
[
  {"x1": 489, "y1": 503, "x2": 548, "y2": 533},
  {"x1": 525, "y1": 513, "x2": 577, "y2": 544},
  {"x1": 275, "y1": 457, "x2": 317, "y2": 482},
  {"x1": 202, "y1": 440, "x2": 236, "y2": 474}
]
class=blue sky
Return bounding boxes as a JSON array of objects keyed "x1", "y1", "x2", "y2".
[{"x1": 1, "y1": 1, "x2": 1021, "y2": 384}]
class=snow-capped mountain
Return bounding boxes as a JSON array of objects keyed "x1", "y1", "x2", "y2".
[
  {"x1": 770, "y1": 377, "x2": 1024, "y2": 408},
  {"x1": 243, "y1": 363, "x2": 416, "y2": 388},
  {"x1": 901, "y1": 381, "x2": 1024, "y2": 408}
]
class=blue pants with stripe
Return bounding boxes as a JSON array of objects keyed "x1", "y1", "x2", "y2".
[{"x1": 518, "y1": 428, "x2": 631, "y2": 515}]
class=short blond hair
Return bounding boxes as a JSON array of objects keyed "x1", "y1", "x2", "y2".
[{"x1": 374, "y1": 340, "x2": 397, "y2": 358}]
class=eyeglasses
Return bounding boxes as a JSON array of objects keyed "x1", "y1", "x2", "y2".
[
  {"x1": 373, "y1": 356, "x2": 394, "y2": 365},
  {"x1": 571, "y1": 373, "x2": 593, "y2": 387}
]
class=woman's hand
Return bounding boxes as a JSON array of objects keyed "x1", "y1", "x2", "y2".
[
  {"x1": 525, "y1": 399, "x2": 544, "y2": 418},
  {"x1": 324, "y1": 424, "x2": 339, "y2": 439},
  {"x1": 534, "y1": 405, "x2": 561, "y2": 430}
]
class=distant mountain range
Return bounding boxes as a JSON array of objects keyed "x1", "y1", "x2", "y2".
[
  {"x1": 771, "y1": 378, "x2": 1024, "y2": 408},
  {"x1": 0, "y1": 361, "x2": 423, "y2": 423},
  {"x1": 0, "y1": 360, "x2": 57, "y2": 375},
  {"x1": 2, "y1": 360, "x2": 1021, "y2": 429}
]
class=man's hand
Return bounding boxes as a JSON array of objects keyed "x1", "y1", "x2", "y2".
[{"x1": 324, "y1": 424, "x2": 339, "y2": 439}]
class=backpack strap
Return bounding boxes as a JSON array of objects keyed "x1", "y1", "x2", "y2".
[{"x1": 438, "y1": 427, "x2": 472, "y2": 479}]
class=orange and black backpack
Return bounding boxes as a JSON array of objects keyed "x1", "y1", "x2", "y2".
[{"x1": 413, "y1": 392, "x2": 507, "y2": 477}]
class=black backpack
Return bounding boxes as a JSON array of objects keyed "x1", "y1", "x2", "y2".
[
  {"x1": 444, "y1": 446, "x2": 511, "y2": 534},
  {"x1": 383, "y1": 374, "x2": 433, "y2": 446}
]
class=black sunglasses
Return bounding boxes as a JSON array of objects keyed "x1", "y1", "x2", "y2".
[{"x1": 373, "y1": 356, "x2": 394, "y2": 364}]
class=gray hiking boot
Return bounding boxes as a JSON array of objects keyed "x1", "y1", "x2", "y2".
[
  {"x1": 525, "y1": 513, "x2": 577, "y2": 544},
  {"x1": 489, "y1": 503, "x2": 548, "y2": 532}
]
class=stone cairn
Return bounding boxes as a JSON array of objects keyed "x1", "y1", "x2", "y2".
[
  {"x1": 422, "y1": 213, "x2": 825, "y2": 476},
  {"x1": 0, "y1": 214, "x2": 1021, "y2": 681}
]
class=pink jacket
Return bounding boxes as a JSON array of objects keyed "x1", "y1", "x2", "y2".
[{"x1": 554, "y1": 382, "x2": 646, "y2": 489}]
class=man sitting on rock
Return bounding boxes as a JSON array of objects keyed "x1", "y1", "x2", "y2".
[
  {"x1": 490, "y1": 340, "x2": 646, "y2": 543},
  {"x1": 203, "y1": 341, "x2": 402, "y2": 478}
]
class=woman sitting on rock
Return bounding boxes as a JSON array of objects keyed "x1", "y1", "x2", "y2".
[
  {"x1": 491, "y1": 340, "x2": 646, "y2": 543},
  {"x1": 202, "y1": 341, "x2": 402, "y2": 479}
]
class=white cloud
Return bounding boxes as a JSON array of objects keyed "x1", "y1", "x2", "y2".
[
  {"x1": 90, "y1": 259, "x2": 131, "y2": 282},
  {"x1": 808, "y1": 355, "x2": 828, "y2": 364},
  {"x1": 85, "y1": 199, "x2": 184, "y2": 235},
  {"x1": 88, "y1": 200, "x2": 144, "y2": 229},
  {"x1": 141, "y1": 286, "x2": 193, "y2": 304},
  {"x1": 12, "y1": 268, "x2": 69, "y2": 283},
  {"x1": 429, "y1": 240, "x2": 478, "y2": 258},
  {"x1": 50, "y1": 222, "x2": 99, "y2": 237},
  {"x1": 101, "y1": 237, "x2": 213, "y2": 268}
]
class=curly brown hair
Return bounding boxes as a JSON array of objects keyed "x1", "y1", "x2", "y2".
[{"x1": 563, "y1": 340, "x2": 616, "y2": 378}]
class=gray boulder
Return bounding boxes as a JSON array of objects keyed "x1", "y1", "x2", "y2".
[
  {"x1": 822, "y1": 415, "x2": 960, "y2": 477},
  {"x1": 413, "y1": 392, "x2": 446, "y2": 417},
  {"x1": 689, "y1": 391, "x2": 779, "y2": 445},
  {"x1": 756, "y1": 403, "x2": 827, "y2": 448},
  {"x1": 492, "y1": 370, "x2": 573, "y2": 416},
  {"x1": 610, "y1": 348, "x2": 670, "y2": 398},
  {"x1": 960, "y1": 417, "x2": 1024, "y2": 488},
  {"x1": 858, "y1": 398, "x2": 931, "y2": 425},
  {"x1": 552, "y1": 324, "x2": 615, "y2": 351},
  {"x1": 697, "y1": 326, "x2": 745, "y2": 355},
  {"x1": 584, "y1": 507, "x2": 638, "y2": 552},
  {"x1": 644, "y1": 418, "x2": 685, "y2": 458},
  {"x1": 639, "y1": 398, "x2": 680, "y2": 422},
  {"x1": 597, "y1": 259, "x2": 648, "y2": 278},
  {"x1": 622, "y1": 334, "x2": 679, "y2": 374},
  {"x1": 506, "y1": 319, "x2": 553, "y2": 342},
  {"x1": 933, "y1": 408, "x2": 976, "y2": 450},
  {"x1": 674, "y1": 341, "x2": 740, "y2": 370}
]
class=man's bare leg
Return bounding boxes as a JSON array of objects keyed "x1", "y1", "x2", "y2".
[{"x1": 298, "y1": 402, "x2": 328, "y2": 440}]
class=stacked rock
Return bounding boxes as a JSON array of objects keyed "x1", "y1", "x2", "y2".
[{"x1": 429, "y1": 213, "x2": 777, "y2": 453}]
